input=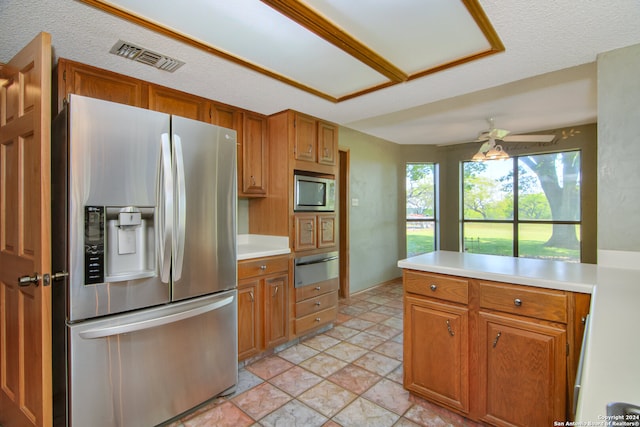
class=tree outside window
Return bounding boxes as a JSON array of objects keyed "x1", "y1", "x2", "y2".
[
  {"x1": 462, "y1": 151, "x2": 581, "y2": 262},
  {"x1": 406, "y1": 163, "x2": 437, "y2": 256}
]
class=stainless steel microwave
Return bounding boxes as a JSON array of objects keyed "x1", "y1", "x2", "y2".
[{"x1": 294, "y1": 174, "x2": 336, "y2": 212}]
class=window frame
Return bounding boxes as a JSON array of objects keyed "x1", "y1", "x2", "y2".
[
  {"x1": 406, "y1": 162, "x2": 438, "y2": 257},
  {"x1": 460, "y1": 149, "x2": 582, "y2": 261}
]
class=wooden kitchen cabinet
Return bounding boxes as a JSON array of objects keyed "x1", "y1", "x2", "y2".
[
  {"x1": 403, "y1": 271, "x2": 469, "y2": 413},
  {"x1": 405, "y1": 295, "x2": 469, "y2": 413},
  {"x1": 240, "y1": 112, "x2": 268, "y2": 196},
  {"x1": 56, "y1": 58, "x2": 145, "y2": 112},
  {"x1": 238, "y1": 281, "x2": 260, "y2": 360},
  {"x1": 402, "y1": 270, "x2": 590, "y2": 426},
  {"x1": 294, "y1": 278, "x2": 339, "y2": 336},
  {"x1": 317, "y1": 120, "x2": 337, "y2": 165},
  {"x1": 147, "y1": 85, "x2": 209, "y2": 122},
  {"x1": 294, "y1": 213, "x2": 336, "y2": 252},
  {"x1": 478, "y1": 311, "x2": 566, "y2": 427},
  {"x1": 293, "y1": 111, "x2": 338, "y2": 169},
  {"x1": 237, "y1": 254, "x2": 290, "y2": 360}
]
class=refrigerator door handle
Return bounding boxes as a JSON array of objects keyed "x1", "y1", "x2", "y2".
[
  {"x1": 78, "y1": 294, "x2": 234, "y2": 339},
  {"x1": 172, "y1": 134, "x2": 187, "y2": 281},
  {"x1": 159, "y1": 134, "x2": 173, "y2": 283}
]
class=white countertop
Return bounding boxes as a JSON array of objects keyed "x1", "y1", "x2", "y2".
[
  {"x1": 237, "y1": 234, "x2": 290, "y2": 260},
  {"x1": 398, "y1": 251, "x2": 640, "y2": 423}
]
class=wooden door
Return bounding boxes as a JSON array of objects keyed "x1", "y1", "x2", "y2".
[
  {"x1": 57, "y1": 58, "x2": 144, "y2": 112},
  {"x1": 237, "y1": 280, "x2": 260, "y2": 360},
  {"x1": 264, "y1": 274, "x2": 288, "y2": 348},
  {"x1": 293, "y1": 113, "x2": 316, "y2": 162},
  {"x1": 317, "y1": 214, "x2": 336, "y2": 248},
  {"x1": 478, "y1": 311, "x2": 566, "y2": 427},
  {"x1": 317, "y1": 121, "x2": 336, "y2": 165},
  {"x1": 404, "y1": 296, "x2": 469, "y2": 413},
  {"x1": 294, "y1": 214, "x2": 316, "y2": 251},
  {"x1": 242, "y1": 112, "x2": 267, "y2": 196},
  {"x1": 0, "y1": 32, "x2": 52, "y2": 427},
  {"x1": 148, "y1": 85, "x2": 209, "y2": 121}
]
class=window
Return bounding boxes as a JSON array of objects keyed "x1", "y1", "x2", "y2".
[
  {"x1": 406, "y1": 163, "x2": 437, "y2": 256},
  {"x1": 461, "y1": 151, "x2": 581, "y2": 262}
]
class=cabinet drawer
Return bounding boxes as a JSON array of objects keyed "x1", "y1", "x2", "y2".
[
  {"x1": 295, "y1": 306, "x2": 338, "y2": 335},
  {"x1": 404, "y1": 271, "x2": 468, "y2": 305},
  {"x1": 296, "y1": 291, "x2": 338, "y2": 318},
  {"x1": 479, "y1": 281, "x2": 567, "y2": 323},
  {"x1": 238, "y1": 255, "x2": 289, "y2": 280},
  {"x1": 295, "y1": 278, "x2": 339, "y2": 301}
]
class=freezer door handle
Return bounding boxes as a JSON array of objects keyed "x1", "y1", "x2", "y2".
[
  {"x1": 158, "y1": 134, "x2": 173, "y2": 283},
  {"x1": 78, "y1": 294, "x2": 234, "y2": 339},
  {"x1": 172, "y1": 134, "x2": 186, "y2": 281}
]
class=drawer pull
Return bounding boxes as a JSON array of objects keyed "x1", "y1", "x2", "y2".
[
  {"x1": 446, "y1": 319, "x2": 455, "y2": 337},
  {"x1": 260, "y1": 265, "x2": 267, "y2": 271},
  {"x1": 315, "y1": 286, "x2": 321, "y2": 291},
  {"x1": 315, "y1": 317, "x2": 321, "y2": 322},
  {"x1": 315, "y1": 302, "x2": 321, "y2": 306},
  {"x1": 492, "y1": 332, "x2": 502, "y2": 348},
  {"x1": 514, "y1": 298, "x2": 522, "y2": 307},
  {"x1": 430, "y1": 284, "x2": 437, "y2": 291}
]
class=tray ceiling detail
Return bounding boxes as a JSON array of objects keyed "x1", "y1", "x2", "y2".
[{"x1": 80, "y1": 0, "x2": 504, "y2": 102}]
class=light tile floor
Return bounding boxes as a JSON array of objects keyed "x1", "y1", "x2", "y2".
[{"x1": 171, "y1": 279, "x2": 481, "y2": 427}]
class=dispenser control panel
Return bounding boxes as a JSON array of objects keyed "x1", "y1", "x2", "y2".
[{"x1": 84, "y1": 206, "x2": 105, "y2": 284}]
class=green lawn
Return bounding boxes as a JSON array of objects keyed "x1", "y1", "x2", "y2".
[{"x1": 407, "y1": 224, "x2": 580, "y2": 262}]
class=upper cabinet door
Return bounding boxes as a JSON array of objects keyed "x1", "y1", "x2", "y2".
[
  {"x1": 57, "y1": 58, "x2": 144, "y2": 112},
  {"x1": 294, "y1": 113, "x2": 317, "y2": 162},
  {"x1": 318, "y1": 121, "x2": 337, "y2": 166},
  {"x1": 242, "y1": 112, "x2": 268, "y2": 196},
  {"x1": 148, "y1": 86, "x2": 209, "y2": 122}
]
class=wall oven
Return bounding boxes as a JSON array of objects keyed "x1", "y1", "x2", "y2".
[{"x1": 294, "y1": 174, "x2": 336, "y2": 212}]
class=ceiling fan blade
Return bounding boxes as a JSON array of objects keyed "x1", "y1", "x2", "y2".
[
  {"x1": 502, "y1": 134, "x2": 556, "y2": 143},
  {"x1": 491, "y1": 128, "x2": 511, "y2": 140}
]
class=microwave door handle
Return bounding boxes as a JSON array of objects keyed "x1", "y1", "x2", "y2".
[
  {"x1": 295, "y1": 256, "x2": 338, "y2": 267},
  {"x1": 158, "y1": 134, "x2": 173, "y2": 283}
]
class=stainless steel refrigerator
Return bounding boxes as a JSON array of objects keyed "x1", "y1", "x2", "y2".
[{"x1": 51, "y1": 94, "x2": 238, "y2": 426}]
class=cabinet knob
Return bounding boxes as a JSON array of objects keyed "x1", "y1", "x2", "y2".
[
  {"x1": 430, "y1": 284, "x2": 437, "y2": 291},
  {"x1": 315, "y1": 317, "x2": 321, "y2": 322},
  {"x1": 260, "y1": 265, "x2": 267, "y2": 270},
  {"x1": 315, "y1": 286, "x2": 321, "y2": 291},
  {"x1": 514, "y1": 298, "x2": 522, "y2": 307}
]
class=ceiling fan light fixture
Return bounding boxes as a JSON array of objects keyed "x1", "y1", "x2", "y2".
[{"x1": 472, "y1": 138, "x2": 509, "y2": 161}]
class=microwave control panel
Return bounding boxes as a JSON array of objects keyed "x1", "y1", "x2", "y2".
[{"x1": 84, "y1": 206, "x2": 105, "y2": 285}]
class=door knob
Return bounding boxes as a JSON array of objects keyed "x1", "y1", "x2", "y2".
[{"x1": 18, "y1": 273, "x2": 41, "y2": 287}]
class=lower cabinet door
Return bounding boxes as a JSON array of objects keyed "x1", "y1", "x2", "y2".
[
  {"x1": 264, "y1": 274, "x2": 288, "y2": 348},
  {"x1": 238, "y1": 281, "x2": 260, "y2": 360},
  {"x1": 404, "y1": 296, "x2": 469, "y2": 413},
  {"x1": 478, "y1": 311, "x2": 567, "y2": 427}
]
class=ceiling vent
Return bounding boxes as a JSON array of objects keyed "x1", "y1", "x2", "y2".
[{"x1": 109, "y1": 40, "x2": 185, "y2": 73}]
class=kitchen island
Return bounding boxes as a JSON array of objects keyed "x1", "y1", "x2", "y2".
[{"x1": 398, "y1": 251, "x2": 640, "y2": 425}]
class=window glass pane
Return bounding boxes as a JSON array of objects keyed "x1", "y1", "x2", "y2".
[
  {"x1": 462, "y1": 222, "x2": 513, "y2": 256},
  {"x1": 518, "y1": 152, "x2": 581, "y2": 221},
  {"x1": 518, "y1": 223, "x2": 581, "y2": 262},
  {"x1": 463, "y1": 160, "x2": 513, "y2": 220},
  {"x1": 407, "y1": 221, "x2": 435, "y2": 257},
  {"x1": 406, "y1": 163, "x2": 435, "y2": 220}
]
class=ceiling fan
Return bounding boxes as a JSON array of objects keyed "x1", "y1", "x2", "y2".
[
  {"x1": 472, "y1": 118, "x2": 556, "y2": 161},
  {"x1": 475, "y1": 118, "x2": 556, "y2": 143}
]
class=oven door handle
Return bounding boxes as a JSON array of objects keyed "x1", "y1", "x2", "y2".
[{"x1": 295, "y1": 256, "x2": 338, "y2": 267}]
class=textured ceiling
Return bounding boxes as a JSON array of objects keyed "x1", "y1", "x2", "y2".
[{"x1": 2, "y1": 0, "x2": 640, "y2": 145}]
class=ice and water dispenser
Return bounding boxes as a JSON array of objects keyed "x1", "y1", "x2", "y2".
[{"x1": 84, "y1": 205, "x2": 156, "y2": 285}]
